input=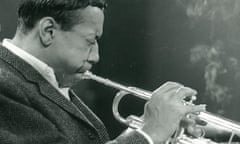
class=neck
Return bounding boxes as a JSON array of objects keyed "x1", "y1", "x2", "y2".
[
  {"x1": 11, "y1": 30, "x2": 80, "y2": 87},
  {"x1": 12, "y1": 30, "x2": 55, "y2": 68},
  {"x1": 12, "y1": 30, "x2": 40, "y2": 56}
]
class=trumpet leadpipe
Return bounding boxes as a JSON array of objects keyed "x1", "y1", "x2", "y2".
[{"x1": 83, "y1": 71, "x2": 151, "y2": 100}]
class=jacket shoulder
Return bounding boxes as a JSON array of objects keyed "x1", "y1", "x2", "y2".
[{"x1": 0, "y1": 56, "x2": 33, "y2": 104}]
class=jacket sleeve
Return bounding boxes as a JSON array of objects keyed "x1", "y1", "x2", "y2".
[
  {"x1": 0, "y1": 93, "x2": 70, "y2": 144},
  {"x1": 106, "y1": 128, "x2": 150, "y2": 144}
]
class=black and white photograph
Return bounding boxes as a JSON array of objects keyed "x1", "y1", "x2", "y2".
[{"x1": 0, "y1": 0, "x2": 240, "y2": 143}]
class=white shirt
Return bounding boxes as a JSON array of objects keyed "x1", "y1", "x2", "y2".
[
  {"x1": 2, "y1": 39, "x2": 153, "y2": 144},
  {"x1": 2, "y1": 39, "x2": 70, "y2": 100}
]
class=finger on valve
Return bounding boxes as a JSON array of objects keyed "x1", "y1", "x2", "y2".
[
  {"x1": 180, "y1": 114, "x2": 207, "y2": 138},
  {"x1": 141, "y1": 83, "x2": 197, "y2": 142},
  {"x1": 173, "y1": 86, "x2": 197, "y2": 101},
  {"x1": 152, "y1": 81, "x2": 183, "y2": 96}
]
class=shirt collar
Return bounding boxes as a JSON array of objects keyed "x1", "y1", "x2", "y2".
[{"x1": 2, "y1": 38, "x2": 55, "y2": 77}]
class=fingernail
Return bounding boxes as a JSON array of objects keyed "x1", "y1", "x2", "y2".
[{"x1": 197, "y1": 120, "x2": 208, "y2": 126}]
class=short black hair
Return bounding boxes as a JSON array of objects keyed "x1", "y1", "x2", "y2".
[{"x1": 17, "y1": 0, "x2": 107, "y2": 32}]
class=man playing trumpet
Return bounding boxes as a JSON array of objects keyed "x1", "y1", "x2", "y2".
[{"x1": 0, "y1": 0, "x2": 205, "y2": 143}]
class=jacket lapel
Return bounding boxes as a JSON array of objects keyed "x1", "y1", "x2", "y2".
[
  {"x1": 37, "y1": 80, "x2": 95, "y2": 128},
  {"x1": 69, "y1": 90, "x2": 109, "y2": 142},
  {"x1": 0, "y1": 46, "x2": 95, "y2": 128}
]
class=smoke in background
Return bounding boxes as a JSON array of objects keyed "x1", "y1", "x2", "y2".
[
  {"x1": 0, "y1": 24, "x2": 1, "y2": 33},
  {"x1": 178, "y1": 0, "x2": 240, "y2": 114}
]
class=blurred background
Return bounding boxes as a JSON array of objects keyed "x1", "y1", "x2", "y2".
[{"x1": 1, "y1": 0, "x2": 240, "y2": 142}]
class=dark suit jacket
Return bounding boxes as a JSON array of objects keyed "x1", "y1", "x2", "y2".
[{"x1": 0, "y1": 44, "x2": 149, "y2": 144}]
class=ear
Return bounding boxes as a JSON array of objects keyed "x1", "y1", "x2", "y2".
[{"x1": 38, "y1": 17, "x2": 58, "y2": 47}]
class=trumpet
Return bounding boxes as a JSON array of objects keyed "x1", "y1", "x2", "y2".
[{"x1": 82, "y1": 71, "x2": 240, "y2": 144}]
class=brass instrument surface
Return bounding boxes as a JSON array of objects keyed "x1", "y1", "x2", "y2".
[{"x1": 82, "y1": 71, "x2": 240, "y2": 144}]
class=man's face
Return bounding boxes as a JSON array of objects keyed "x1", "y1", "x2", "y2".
[{"x1": 51, "y1": 6, "x2": 104, "y2": 74}]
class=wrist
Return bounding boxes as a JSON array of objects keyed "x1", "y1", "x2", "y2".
[
  {"x1": 141, "y1": 125, "x2": 167, "y2": 144},
  {"x1": 136, "y1": 129, "x2": 154, "y2": 144}
]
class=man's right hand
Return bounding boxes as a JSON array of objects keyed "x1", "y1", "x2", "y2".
[{"x1": 141, "y1": 81, "x2": 206, "y2": 143}]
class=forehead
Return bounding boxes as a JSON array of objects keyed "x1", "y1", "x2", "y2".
[{"x1": 73, "y1": 6, "x2": 104, "y2": 37}]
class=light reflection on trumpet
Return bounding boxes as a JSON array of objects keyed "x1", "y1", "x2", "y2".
[{"x1": 82, "y1": 71, "x2": 240, "y2": 144}]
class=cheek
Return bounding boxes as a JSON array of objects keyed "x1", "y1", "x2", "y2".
[
  {"x1": 57, "y1": 37, "x2": 90, "y2": 66},
  {"x1": 66, "y1": 46, "x2": 88, "y2": 64}
]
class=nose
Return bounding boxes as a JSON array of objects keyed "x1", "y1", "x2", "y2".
[{"x1": 88, "y1": 43, "x2": 100, "y2": 64}]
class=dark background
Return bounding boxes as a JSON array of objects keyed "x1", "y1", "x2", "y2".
[{"x1": 1, "y1": 0, "x2": 240, "y2": 140}]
